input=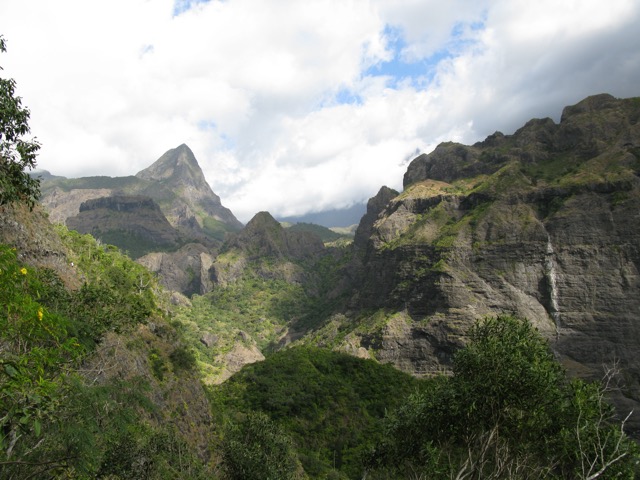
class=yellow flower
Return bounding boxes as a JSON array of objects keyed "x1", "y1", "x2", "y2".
[
  {"x1": 37, "y1": 308, "x2": 43, "y2": 321},
  {"x1": 20, "y1": 267, "x2": 27, "y2": 275}
]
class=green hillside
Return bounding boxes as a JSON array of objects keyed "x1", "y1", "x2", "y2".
[
  {"x1": 210, "y1": 347, "x2": 421, "y2": 479},
  {"x1": 0, "y1": 214, "x2": 213, "y2": 478}
]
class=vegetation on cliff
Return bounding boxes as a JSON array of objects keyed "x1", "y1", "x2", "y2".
[{"x1": 0, "y1": 227, "x2": 212, "y2": 478}]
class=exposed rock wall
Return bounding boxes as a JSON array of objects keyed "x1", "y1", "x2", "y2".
[
  {"x1": 342, "y1": 94, "x2": 640, "y2": 433},
  {"x1": 137, "y1": 243, "x2": 215, "y2": 296},
  {"x1": 66, "y1": 195, "x2": 183, "y2": 257}
]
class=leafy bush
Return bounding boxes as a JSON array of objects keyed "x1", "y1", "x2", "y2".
[
  {"x1": 169, "y1": 346, "x2": 197, "y2": 371},
  {"x1": 0, "y1": 245, "x2": 84, "y2": 463},
  {"x1": 367, "y1": 315, "x2": 639, "y2": 479},
  {"x1": 0, "y1": 235, "x2": 202, "y2": 478}
]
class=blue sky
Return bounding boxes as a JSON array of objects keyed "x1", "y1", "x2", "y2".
[{"x1": 1, "y1": 0, "x2": 639, "y2": 222}]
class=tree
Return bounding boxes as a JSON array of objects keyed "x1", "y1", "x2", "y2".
[
  {"x1": 221, "y1": 411, "x2": 304, "y2": 480},
  {"x1": 0, "y1": 35, "x2": 41, "y2": 209},
  {"x1": 367, "y1": 315, "x2": 639, "y2": 479}
]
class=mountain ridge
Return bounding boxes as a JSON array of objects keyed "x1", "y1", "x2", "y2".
[
  {"x1": 29, "y1": 93, "x2": 640, "y2": 436},
  {"x1": 303, "y1": 93, "x2": 640, "y2": 433}
]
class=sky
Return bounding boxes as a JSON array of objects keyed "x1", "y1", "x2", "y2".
[{"x1": 1, "y1": 0, "x2": 639, "y2": 223}]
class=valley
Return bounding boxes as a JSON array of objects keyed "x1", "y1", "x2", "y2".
[{"x1": 2, "y1": 93, "x2": 640, "y2": 478}]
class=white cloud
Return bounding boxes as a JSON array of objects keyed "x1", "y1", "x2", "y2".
[{"x1": 1, "y1": 0, "x2": 639, "y2": 222}]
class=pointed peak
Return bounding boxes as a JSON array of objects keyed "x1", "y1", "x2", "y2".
[{"x1": 135, "y1": 144, "x2": 203, "y2": 183}]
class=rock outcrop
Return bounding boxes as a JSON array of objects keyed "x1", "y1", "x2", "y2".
[
  {"x1": 329, "y1": 94, "x2": 640, "y2": 433},
  {"x1": 138, "y1": 243, "x2": 215, "y2": 296}
]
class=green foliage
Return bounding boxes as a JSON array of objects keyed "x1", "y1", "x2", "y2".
[
  {"x1": 149, "y1": 348, "x2": 168, "y2": 381},
  {"x1": 55, "y1": 227, "x2": 158, "y2": 344},
  {"x1": 0, "y1": 232, "x2": 206, "y2": 477},
  {"x1": 177, "y1": 274, "x2": 308, "y2": 353},
  {"x1": 0, "y1": 245, "x2": 84, "y2": 463},
  {"x1": 221, "y1": 411, "x2": 303, "y2": 480},
  {"x1": 367, "y1": 315, "x2": 639, "y2": 479},
  {"x1": 0, "y1": 36, "x2": 41, "y2": 209},
  {"x1": 95, "y1": 228, "x2": 180, "y2": 259},
  {"x1": 172, "y1": 249, "x2": 350, "y2": 380},
  {"x1": 203, "y1": 216, "x2": 238, "y2": 242},
  {"x1": 169, "y1": 345, "x2": 197, "y2": 371},
  {"x1": 452, "y1": 315, "x2": 565, "y2": 438},
  {"x1": 214, "y1": 347, "x2": 420, "y2": 478}
]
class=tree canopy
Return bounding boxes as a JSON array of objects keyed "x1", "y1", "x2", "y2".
[{"x1": 0, "y1": 35, "x2": 41, "y2": 209}]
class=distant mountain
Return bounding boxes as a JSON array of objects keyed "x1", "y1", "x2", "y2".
[
  {"x1": 30, "y1": 169, "x2": 65, "y2": 182},
  {"x1": 286, "y1": 222, "x2": 353, "y2": 245},
  {"x1": 277, "y1": 202, "x2": 366, "y2": 228},
  {"x1": 136, "y1": 144, "x2": 242, "y2": 232},
  {"x1": 222, "y1": 211, "x2": 325, "y2": 262},
  {"x1": 39, "y1": 144, "x2": 242, "y2": 252}
]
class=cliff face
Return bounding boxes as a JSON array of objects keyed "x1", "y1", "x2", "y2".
[
  {"x1": 137, "y1": 243, "x2": 215, "y2": 296},
  {"x1": 66, "y1": 195, "x2": 183, "y2": 259},
  {"x1": 330, "y1": 94, "x2": 640, "y2": 432}
]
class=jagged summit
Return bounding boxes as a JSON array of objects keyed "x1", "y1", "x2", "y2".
[{"x1": 403, "y1": 93, "x2": 640, "y2": 189}]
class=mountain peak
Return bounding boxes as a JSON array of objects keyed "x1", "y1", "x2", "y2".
[
  {"x1": 136, "y1": 144, "x2": 203, "y2": 185},
  {"x1": 225, "y1": 211, "x2": 324, "y2": 259},
  {"x1": 135, "y1": 145, "x2": 243, "y2": 230}
]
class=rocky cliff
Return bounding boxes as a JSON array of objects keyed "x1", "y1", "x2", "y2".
[
  {"x1": 311, "y1": 94, "x2": 640, "y2": 433},
  {"x1": 66, "y1": 195, "x2": 183, "y2": 258},
  {"x1": 137, "y1": 243, "x2": 215, "y2": 296}
]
